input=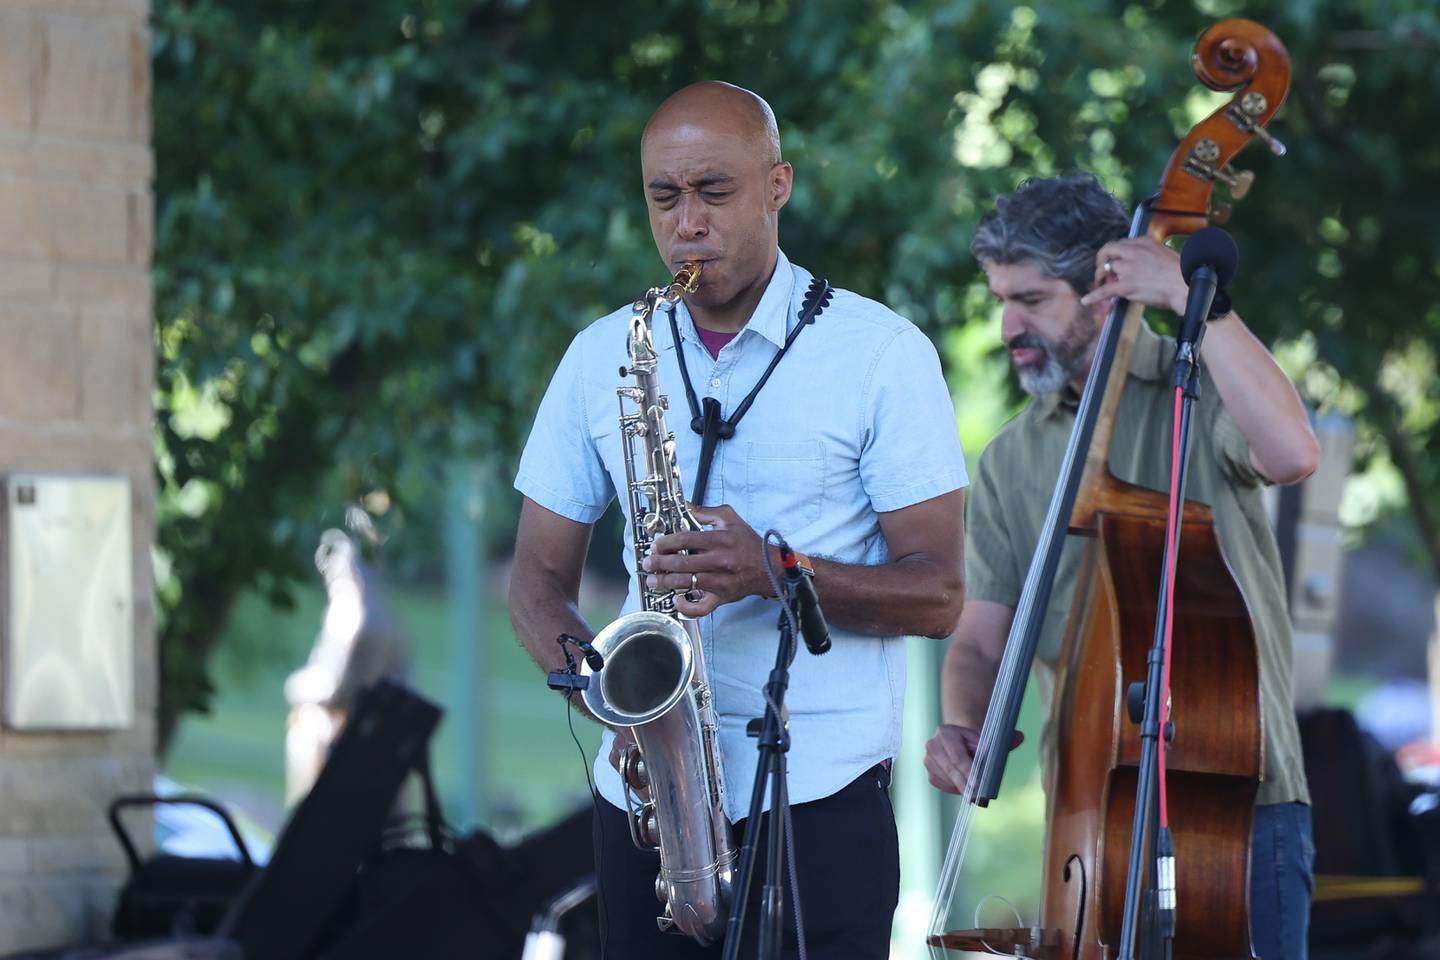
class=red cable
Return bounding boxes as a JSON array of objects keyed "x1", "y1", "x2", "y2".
[{"x1": 1158, "y1": 385, "x2": 1185, "y2": 830}]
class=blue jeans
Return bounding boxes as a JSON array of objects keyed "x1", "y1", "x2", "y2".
[{"x1": 1250, "y1": 802, "x2": 1315, "y2": 960}]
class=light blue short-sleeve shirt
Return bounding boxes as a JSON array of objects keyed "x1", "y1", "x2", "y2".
[{"x1": 515, "y1": 250, "x2": 968, "y2": 820}]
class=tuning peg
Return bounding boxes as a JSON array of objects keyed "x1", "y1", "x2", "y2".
[
  {"x1": 1225, "y1": 97, "x2": 1289, "y2": 157},
  {"x1": 1253, "y1": 125, "x2": 1286, "y2": 157},
  {"x1": 1214, "y1": 166, "x2": 1254, "y2": 199},
  {"x1": 1209, "y1": 203, "x2": 1233, "y2": 225}
]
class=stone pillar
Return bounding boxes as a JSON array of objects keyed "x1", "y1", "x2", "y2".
[{"x1": 0, "y1": 0, "x2": 156, "y2": 950}]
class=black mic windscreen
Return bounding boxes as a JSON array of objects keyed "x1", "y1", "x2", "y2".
[{"x1": 1180, "y1": 226, "x2": 1239, "y2": 288}]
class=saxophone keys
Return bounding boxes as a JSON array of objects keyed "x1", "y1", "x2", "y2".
[
  {"x1": 632, "y1": 803, "x2": 661, "y2": 849},
  {"x1": 622, "y1": 746, "x2": 651, "y2": 790}
]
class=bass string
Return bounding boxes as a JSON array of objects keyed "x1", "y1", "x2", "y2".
[{"x1": 928, "y1": 399, "x2": 1071, "y2": 947}]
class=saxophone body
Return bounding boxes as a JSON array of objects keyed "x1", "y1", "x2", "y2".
[{"x1": 580, "y1": 263, "x2": 736, "y2": 944}]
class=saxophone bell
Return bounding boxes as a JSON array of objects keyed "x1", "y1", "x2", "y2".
[{"x1": 581, "y1": 612, "x2": 695, "y2": 728}]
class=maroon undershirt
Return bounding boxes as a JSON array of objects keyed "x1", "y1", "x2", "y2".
[{"x1": 696, "y1": 325, "x2": 739, "y2": 358}]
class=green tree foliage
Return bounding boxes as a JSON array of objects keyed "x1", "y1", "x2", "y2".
[{"x1": 152, "y1": 0, "x2": 1440, "y2": 747}]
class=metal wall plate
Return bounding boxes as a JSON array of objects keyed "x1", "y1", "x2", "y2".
[{"x1": 4, "y1": 473, "x2": 134, "y2": 730}]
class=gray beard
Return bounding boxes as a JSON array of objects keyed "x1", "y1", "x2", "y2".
[
  {"x1": 1012, "y1": 315, "x2": 1095, "y2": 397},
  {"x1": 1016, "y1": 349, "x2": 1074, "y2": 395}
]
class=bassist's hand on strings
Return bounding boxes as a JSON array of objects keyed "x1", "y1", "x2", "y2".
[{"x1": 924, "y1": 724, "x2": 1024, "y2": 794}]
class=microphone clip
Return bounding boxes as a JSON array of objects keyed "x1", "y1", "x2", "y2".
[
  {"x1": 546, "y1": 633, "x2": 604, "y2": 695},
  {"x1": 1205, "y1": 287, "x2": 1232, "y2": 321}
]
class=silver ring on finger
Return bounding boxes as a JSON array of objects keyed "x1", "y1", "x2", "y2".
[
  {"x1": 1103, "y1": 257, "x2": 1117, "y2": 276},
  {"x1": 684, "y1": 572, "x2": 704, "y2": 602}
]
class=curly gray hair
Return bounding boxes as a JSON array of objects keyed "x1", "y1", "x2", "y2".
[{"x1": 970, "y1": 174, "x2": 1131, "y2": 295}]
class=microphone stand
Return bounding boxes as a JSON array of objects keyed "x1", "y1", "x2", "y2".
[
  {"x1": 1116, "y1": 318, "x2": 1213, "y2": 960},
  {"x1": 721, "y1": 555, "x2": 807, "y2": 960}
]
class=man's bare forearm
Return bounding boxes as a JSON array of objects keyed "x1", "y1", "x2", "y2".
[
  {"x1": 507, "y1": 568, "x2": 607, "y2": 726},
  {"x1": 940, "y1": 637, "x2": 1001, "y2": 728},
  {"x1": 1201, "y1": 311, "x2": 1319, "y2": 485},
  {"x1": 509, "y1": 499, "x2": 601, "y2": 683},
  {"x1": 647, "y1": 490, "x2": 965, "y2": 636},
  {"x1": 805, "y1": 553, "x2": 963, "y2": 640},
  {"x1": 779, "y1": 488, "x2": 966, "y2": 639},
  {"x1": 939, "y1": 600, "x2": 1014, "y2": 727},
  {"x1": 508, "y1": 573, "x2": 594, "y2": 674}
]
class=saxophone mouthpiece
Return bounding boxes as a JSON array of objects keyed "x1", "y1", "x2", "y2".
[{"x1": 674, "y1": 262, "x2": 702, "y2": 294}]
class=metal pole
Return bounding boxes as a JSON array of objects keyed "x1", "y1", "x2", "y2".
[{"x1": 445, "y1": 461, "x2": 486, "y2": 827}]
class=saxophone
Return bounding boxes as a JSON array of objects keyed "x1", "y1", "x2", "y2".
[{"x1": 580, "y1": 262, "x2": 736, "y2": 944}]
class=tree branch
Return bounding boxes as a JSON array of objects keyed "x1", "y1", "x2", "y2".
[{"x1": 1375, "y1": 395, "x2": 1440, "y2": 573}]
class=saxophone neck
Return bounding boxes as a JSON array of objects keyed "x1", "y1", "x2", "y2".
[{"x1": 629, "y1": 262, "x2": 700, "y2": 366}]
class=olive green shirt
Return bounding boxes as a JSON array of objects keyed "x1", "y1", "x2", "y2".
[{"x1": 966, "y1": 320, "x2": 1309, "y2": 806}]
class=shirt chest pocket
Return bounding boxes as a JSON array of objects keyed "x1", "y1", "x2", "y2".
[{"x1": 744, "y1": 440, "x2": 825, "y2": 530}]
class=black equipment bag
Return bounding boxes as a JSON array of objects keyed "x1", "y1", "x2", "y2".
[
  {"x1": 108, "y1": 795, "x2": 257, "y2": 940},
  {"x1": 321, "y1": 806, "x2": 599, "y2": 960},
  {"x1": 217, "y1": 679, "x2": 442, "y2": 960}
]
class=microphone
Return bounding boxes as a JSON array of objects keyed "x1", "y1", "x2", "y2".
[
  {"x1": 1174, "y1": 226, "x2": 1239, "y2": 386},
  {"x1": 780, "y1": 544, "x2": 831, "y2": 655},
  {"x1": 546, "y1": 634, "x2": 604, "y2": 694},
  {"x1": 564, "y1": 634, "x2": 605, "y2": 672}
]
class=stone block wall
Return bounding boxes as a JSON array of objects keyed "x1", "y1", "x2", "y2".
[{"x1": 0, "y1": 0, "x2": 156, "y2": 950}]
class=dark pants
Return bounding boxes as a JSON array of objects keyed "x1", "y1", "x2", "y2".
[
  {"x1": 1250, "y1": 802, "x2": 1315, "y2": 960},
  {"x1": 592, "y1": 764, "x2": 899, "y2": 959}
]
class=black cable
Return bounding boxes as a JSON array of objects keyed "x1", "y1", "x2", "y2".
[
  {"x1": 668, "y1": 277, "x2": 832, "y2": 433},
  {"x1": 667, "y1": 280, "x2": 833, "y2": 505},
  {"x1": 782, "y1": 772, "x2": 808, "y2": 960},
  {"x1": 564, "y1": 692, "x2": 608, "y2": 960},
  {"x1": 762, "y1": 530, "x2": 800, "y2": 646},
  {"x1": 552, "y1": 631, "x2": 609, "y2": 960},
  {"x1": 760, "y1": 529, "x2": 808, "y2": 960}
]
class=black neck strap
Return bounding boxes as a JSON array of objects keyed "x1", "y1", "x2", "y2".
[{"x1": 668, "y1": 277, "x2": 833, "y2": 506}]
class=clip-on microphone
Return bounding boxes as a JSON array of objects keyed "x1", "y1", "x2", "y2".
[{"x1": 546, "y1": 634, "x2": 605, "y2": 694}]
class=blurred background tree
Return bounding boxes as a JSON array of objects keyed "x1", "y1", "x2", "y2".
[{"x1": 150, "y1": 0, "x2": 1438, "y2": 767}]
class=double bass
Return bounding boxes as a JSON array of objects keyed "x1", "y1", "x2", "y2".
[{"x1": 929, "y1": 19, "x2": 1291, "y2": 960}]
